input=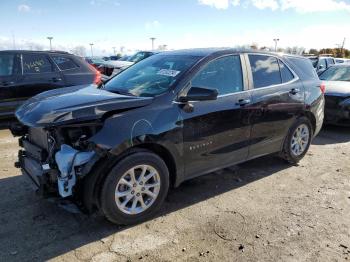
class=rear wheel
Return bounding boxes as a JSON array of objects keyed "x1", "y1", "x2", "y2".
[
  {"x1": 100, "y1": 151, "x2": 169, "y2": 225},
  {"x1": 281, "y1": 117, "x2": 312, "y2": 164}
]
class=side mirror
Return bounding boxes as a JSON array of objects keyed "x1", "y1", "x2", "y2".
[
  {"x1": 179, "y1": 87, "x2": 218, "y2": 103},
  {"x1": 318, "y1": 64, "x2": 324, "y2": 70}
]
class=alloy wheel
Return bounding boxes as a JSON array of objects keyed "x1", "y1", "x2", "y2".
[
  {"x1": 115, "y1": 165, "x2": 161, "y2": 215},
  {"x1": 290, "y1": 124, "x2": 310, "y2": 156}
]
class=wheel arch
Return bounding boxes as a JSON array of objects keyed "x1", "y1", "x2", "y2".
[{"x1": 81, "y1": 142, "x2": 178, "y2": 213}]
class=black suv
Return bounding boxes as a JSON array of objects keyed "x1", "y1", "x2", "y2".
[
  {"x1": 12, "y1": 49, "x2": 324, "y2": 225},
  {"x1": 0, "y1": 50, "x2": 100, "y2": 120}
]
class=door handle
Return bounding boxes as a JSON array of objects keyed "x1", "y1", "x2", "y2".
[
  {"x1": 236, "y1": 99, "x2": 251, "y2": 106},
  {"x1": 289, "y1": 88, "x2": 300, "y2": 95},
  {"x1": 52, "y1": 77, "x2": 62, "y2": 82}
]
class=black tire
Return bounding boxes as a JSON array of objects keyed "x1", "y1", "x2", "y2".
[
  {"x1": 100, "y1": 150, "x2": 169, "y2": 225},
  {"x1": 280, "y1": 117, "x2": 313, "y2": 164}
]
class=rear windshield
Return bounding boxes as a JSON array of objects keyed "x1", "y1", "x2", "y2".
[{"x1": 319, "y1": 66, "x2": 350, "y2": 81}]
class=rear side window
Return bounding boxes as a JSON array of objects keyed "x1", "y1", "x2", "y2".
[
  {"x1": 286, "y1": 56, "x2": 318, "y2": 80},
  {"x1": 52, "y1": 56, "x2": 79, "y2": 70},
  {"x1": 279, "y1": 60, "x2": 294, "y2": 83},
  {"x1": 192, "y1": 55, "x2": 243, "y2": 95},
  {"x1": 22, "y1": 54, "x2": 54, "y2": 74},
  {"x1": 0, "y1": 54, "x2": 15, "y2": 76},
  {"x1": 249, "y1": 55, "x2": 281, "y2": 88}
]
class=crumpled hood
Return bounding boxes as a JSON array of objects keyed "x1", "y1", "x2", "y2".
[
  {"x1": 324, "y1": 81, "x2": 350, "y2": 96},
  {"x1": 16, "y1": 85, "x2": 153, "y2": 127},
  {"x1": 105, "y1": 60, "x2": 134, "y2": 69}
]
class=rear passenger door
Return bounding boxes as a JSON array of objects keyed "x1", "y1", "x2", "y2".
[
  {"x1": 50, "y1": 55, "x2": 89, "y2": 86},
  {"x1": 246, "y1": 54, "x2": 304, "y2": 158},
  {"x1": 15, "y1": 53, "x2": 66, "y2": 101}
]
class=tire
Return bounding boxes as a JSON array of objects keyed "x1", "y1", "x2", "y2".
[
  {"x1": 100, "y1": 150, "x2": 169, "y2": 225},
  {"x1": 280, "y1": 117, "x2": 313, "y2": 164}
]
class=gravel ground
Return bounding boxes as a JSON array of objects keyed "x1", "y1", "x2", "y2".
[{"x1": 0, "y1": 126, "x2": 349, "y2": 262}]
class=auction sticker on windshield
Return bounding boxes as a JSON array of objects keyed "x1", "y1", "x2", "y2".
[{"x1": 157, "y1": 69, "x2": 181, "y2": 77}]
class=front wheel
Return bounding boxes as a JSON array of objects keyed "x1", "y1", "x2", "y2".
[
  {"x1": 100, "y1": 151, "x2": 169, "y2": 225},
  {"x1": 281, "y1": 117, "x2": 313, "y2": 164}
]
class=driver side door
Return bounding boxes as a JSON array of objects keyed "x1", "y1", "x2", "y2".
[{"x1": 179, "y1": 55, "x2": 252, "y2": 179}]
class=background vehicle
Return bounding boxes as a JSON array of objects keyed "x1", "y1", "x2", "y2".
[
  {"x1": 99, "y1": 51, "x2": 159, "y2": 79},
  {"x1": 308, "y1": 56, "x2": 336, "y2": 75},
  {"x1": 319, "y1": 64, "x2": 350, "y2": 125},
  {"x1": 12, "y1": 49, "x2": 324, "y2": 225},
  {"x1": 84, "y1": 57, "x2": 107, "y2": 69},
  {"x1": 335, "y1": 58, "x2": 350, "y2": 64},
  {"x1": 0, "y1": 50, "x2": 101, "y2": 120}
]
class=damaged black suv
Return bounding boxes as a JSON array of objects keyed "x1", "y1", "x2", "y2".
[{"x1": 12, "y1": 49, "x2": 324, "y2": 225}]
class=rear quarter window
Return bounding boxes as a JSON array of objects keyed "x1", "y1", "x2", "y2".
[
  {"x1": 52, "y1": 56, "x2": 79, "y2": 71},
  {"x1": 285, "y1": 56, "x2": 318, "y2": 80}
]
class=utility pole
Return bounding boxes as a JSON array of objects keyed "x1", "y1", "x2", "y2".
[
  {"x1": 89, "y1": 43, "x2": 94, "y2": 57},
  {"x1": 273, "y1": 38, "x2": 279, "y2": 52},
  {"x1": 150, "y1": 37, "x2": 156, "y2": 50},
  {"x1": 341, "y1": 38, "x2": 346, "y2": 58},
  {"x1": 112, "y1": 46, "x2": 116, "y2": 55},
  {"x1": 47, "y1": 36, "x2": 53, "y2": 50}
]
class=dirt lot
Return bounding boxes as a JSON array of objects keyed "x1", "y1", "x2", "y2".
[{"x1": 0, "y1": 126, "x2": 349, "y2": 262}]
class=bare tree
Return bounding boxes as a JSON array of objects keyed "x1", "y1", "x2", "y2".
[{"x1": 71, "y1": 45, "x2": 87, "y2": 57}]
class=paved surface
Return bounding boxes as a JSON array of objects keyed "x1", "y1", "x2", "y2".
[{"x1": 0, "y1": 126, "x2": 349, "y2": 262}]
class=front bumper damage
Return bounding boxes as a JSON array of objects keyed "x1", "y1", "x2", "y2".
[{"x1": 16, "y1": 135, "x2": 99, "y2": 198}]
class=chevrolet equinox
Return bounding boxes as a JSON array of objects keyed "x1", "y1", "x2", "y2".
[{"x1": 11, "y1": 49, "x2": 325, "y2": 225}]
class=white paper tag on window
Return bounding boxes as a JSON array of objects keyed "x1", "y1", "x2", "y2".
[{"x1": 157, "y1": 69, "x2": 180, "y2": 77}]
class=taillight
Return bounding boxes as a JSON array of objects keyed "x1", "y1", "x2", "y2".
[
  {"x1": 88, "y1": 64, "x2": 102, "y2": 85},
  {"x1": 320, "y1": 82, "x2": 326, "y2": 94},
  {"x1": 94, "y1": 70, "x2": 102, "y2": 85}
]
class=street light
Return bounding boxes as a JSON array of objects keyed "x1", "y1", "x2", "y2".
[
  {"x1": 273, "y1": 38, "x2": 279, "y2": 52},
  {"x1": 89, "y1": 43, "x2": 94, "y2": 57},
  {"x1": 47, "y1": 36, "x2": 53, "y2": 50},
  {"x1": 150, "y1": 37, "x2": 156, "y2": 50}
]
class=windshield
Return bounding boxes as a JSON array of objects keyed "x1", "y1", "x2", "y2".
[
  {"x1": 319, "y1": 66, "x2": 350, "y2": 81},
  {"x1": 104, "y1": 54, "x2": 201, "y2": 97}
]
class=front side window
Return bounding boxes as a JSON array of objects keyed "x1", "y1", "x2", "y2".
[
  {"x1": 191, "y1": 55, "x2": 243, "y2": 95},
  {"x1": 52, "y1": 56, "x2": 79, "y2": 70},
  {"x1": 104, "y1": 54, "x2": 200, "y2": 97},
  {"x1": 22, "y1": 54, "x2": 54, "y2": 74},
  {"x1": 318, "y1": 59, "x2": 326, "y2": 69},
  {"x1": 319, "y1": 66, "x2": 350, "y2": 81},
  {"x1": 249, "y1": 55, "x2": 281, "y2": 88},
  {"x1": 327, "y1": 58, "x2": 335, "y2": 66},
  {"x1": 0, "y1": 54, "x2": 15, "y2": 76}
]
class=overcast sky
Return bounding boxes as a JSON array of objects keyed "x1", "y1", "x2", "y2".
[{"x1": 1, "y1": 0, "x2": 350, "y2": 55}]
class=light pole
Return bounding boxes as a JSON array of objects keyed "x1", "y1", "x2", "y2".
[
  {"x1": 112, "y1": 46, "x2": 116, "y2": 55},
  {"x1": 89, "y1": 43, "x2": 94, "y2": 57},
  {"x1": 47, "y1": 36, "x2": 53, "y2": 50},
  {"x1": 150, "y1": 37, "x2": 156, "y2": 50},
  {"x1": 273, "y1": 38, "x2": 279, "y2": 52}
]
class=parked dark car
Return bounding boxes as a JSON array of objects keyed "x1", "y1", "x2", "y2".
[
  {"x1": 308, "y1": 56, "x2": 335, "y2": 75},
  {"x1": 319, "y1": 64, "x2": 350, "y2": 125},
  {"x1": 0, "y1": 50, "x2": 101, "y2": 120},
  {"x1": 11, "y1": 49, "x2": 324, "y2": 225}
]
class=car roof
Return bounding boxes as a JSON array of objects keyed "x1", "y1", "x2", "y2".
[
  {"x1": 0, "y1": 50, "x2": 70, "y2": 55},
  {"x1": 159, "y1": 48, "x2": 305, "y2": 60}
]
